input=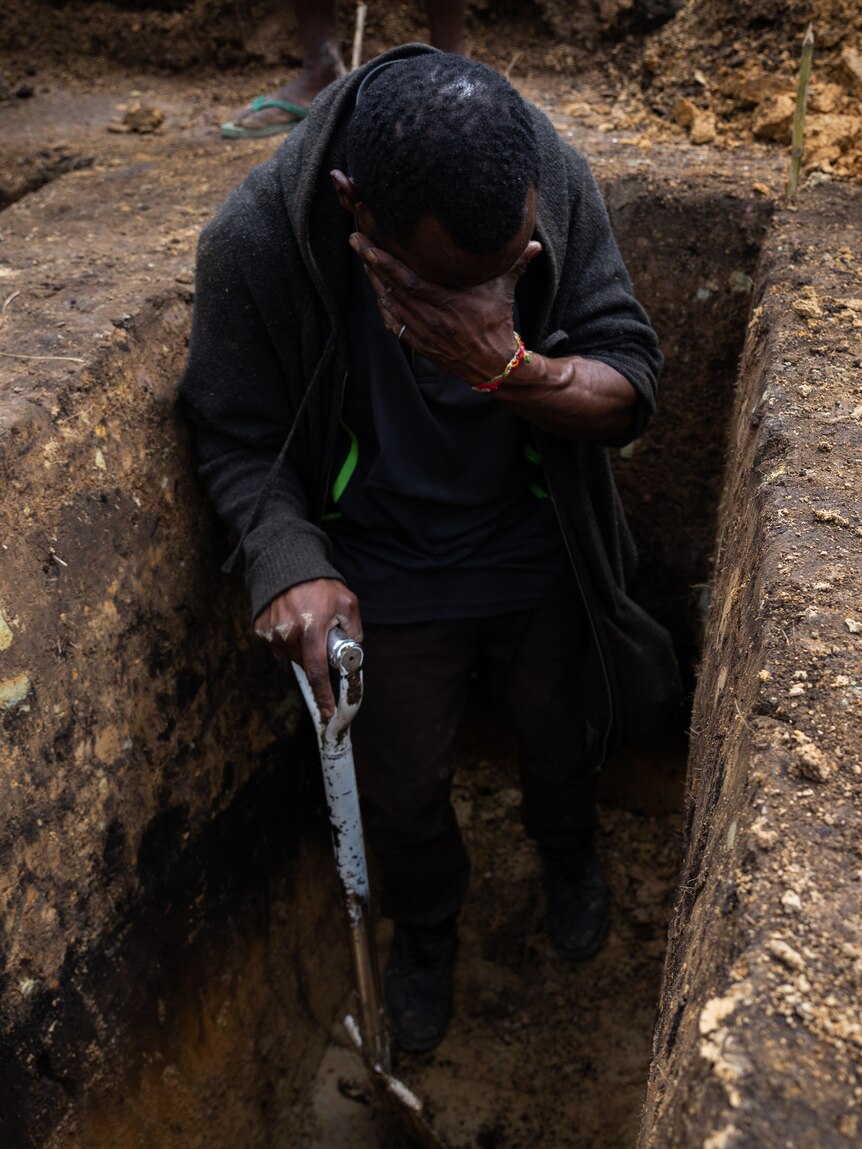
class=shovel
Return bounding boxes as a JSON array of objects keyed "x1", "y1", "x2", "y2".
[{"x1": 292, "y1": 628, "x2": 449, "y2": 1149}]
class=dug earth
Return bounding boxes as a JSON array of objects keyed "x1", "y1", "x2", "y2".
[{"x1": 0, "y1": 2, "x2": 860, "y2": 1148}]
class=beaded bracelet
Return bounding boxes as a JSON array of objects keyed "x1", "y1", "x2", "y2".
[{"x1": 472, "y1": 332, "x2": 532, "y2": 393}]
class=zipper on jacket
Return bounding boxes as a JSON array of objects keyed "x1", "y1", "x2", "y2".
[{"x1": 541, "y1": 454, "x2": 615, "y2": 771}]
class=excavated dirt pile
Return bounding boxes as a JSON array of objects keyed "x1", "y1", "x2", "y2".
[{"x1": 0, "y1": 2, "x2": 861, "y2": 1148}]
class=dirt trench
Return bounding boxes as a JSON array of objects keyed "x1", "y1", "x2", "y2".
[{"x1": 1, "y1": 7, "x2": 861, "y2": 1148}]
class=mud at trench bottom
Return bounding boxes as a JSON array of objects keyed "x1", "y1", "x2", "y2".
[{"x1": 295, "y1": 712, "x2": 686, "y2": 1149}]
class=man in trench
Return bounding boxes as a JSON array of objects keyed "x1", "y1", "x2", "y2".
[{"x1": 180, "y1": 48, "x2": 680, "y2": 1053}]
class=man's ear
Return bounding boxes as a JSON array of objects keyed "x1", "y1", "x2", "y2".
[{"x1": 330, "y1": 170, "x2": 362, "y2": 215}]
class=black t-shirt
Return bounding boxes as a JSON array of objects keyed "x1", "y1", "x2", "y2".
[{"x1": 323, "y1": 258, "x2": 574, "y2": 624}]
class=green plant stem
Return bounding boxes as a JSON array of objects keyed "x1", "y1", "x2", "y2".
[{"x1": 787, "y1": 24, "x2": 815, "y2": 205}]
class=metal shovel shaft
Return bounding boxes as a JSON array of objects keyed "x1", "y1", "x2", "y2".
[
  {"x1": 293, "y1": 630, "x2": 451, "y2": 1149},
  {"x1": 292, "y1": 630, "x2": 390, "y2": 1072}
]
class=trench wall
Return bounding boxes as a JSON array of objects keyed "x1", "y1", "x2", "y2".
[
  {"x1": 0, "y1": 163, "x2": 349, "y2": 1145},
  {"x1": 639, "y1": 184, "x2": 862, "y2": 1148},
  {"x1": 604, "y1": 175, "x2": 773, "y2": 668}
]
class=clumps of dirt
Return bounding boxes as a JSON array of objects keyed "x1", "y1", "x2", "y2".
[
  {"x1": 717, "y1": 711, "x2": 862, "y2": 1126},
  {"x1": 0, "y1": 0, "x2": 664, "y2": 81},
  {"x1": 5, "y1": 1, "x2": 860, "y2": 181},
  {"x1": 639, "y1": 0, "x2": 862, "y2": 179},
  {"x1": 0, "y1": 0, "x2": 296, "y2": 73},
  {"x1": 106, "y1": 100, "x2": 165, "y2": 133},
  {"x1": 644, "y1": 180, "x2": 862, "y2": 1145}
]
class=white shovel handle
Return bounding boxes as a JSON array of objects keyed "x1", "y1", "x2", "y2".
[{"x1": 291, "y1": 629, "x2": 390, "y2": 1070}]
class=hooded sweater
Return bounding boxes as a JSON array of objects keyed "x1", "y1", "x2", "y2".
[{"x1": 179, "y1": 44, "x2": 682, "y2": 766}]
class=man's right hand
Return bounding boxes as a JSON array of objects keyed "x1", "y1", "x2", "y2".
[{"x1": 254, "y1": 579, "x2": 363, "y2": 722}]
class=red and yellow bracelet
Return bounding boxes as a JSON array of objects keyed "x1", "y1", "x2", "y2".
[{"x1": 472, "y1": 332, "x2": 532, "y2": 393}]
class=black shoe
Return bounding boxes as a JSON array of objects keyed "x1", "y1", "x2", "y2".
[
  {"x1": 384, "y1": 920, "x2": 458, "y2": 1053},
  {"x1": 542, "y1": 843, "x2": 610, "y2": 961}
]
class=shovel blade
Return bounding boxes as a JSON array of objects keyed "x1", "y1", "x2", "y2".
[{"x1": 344, "y1": 1014, "x2": 452, "y2": 1149}]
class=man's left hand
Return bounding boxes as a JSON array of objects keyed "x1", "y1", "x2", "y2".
[{"x1": 349, "y1": 232, "x2": 542, "y2": 387}]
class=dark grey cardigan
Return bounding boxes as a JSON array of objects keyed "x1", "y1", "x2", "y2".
[{"x1": 179, "y1": 44, "x2": 681, "y2": 765}]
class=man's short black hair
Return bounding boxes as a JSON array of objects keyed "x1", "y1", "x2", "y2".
[{"x1": 346, "y1": 54, "x2": 540, "y2": 255}]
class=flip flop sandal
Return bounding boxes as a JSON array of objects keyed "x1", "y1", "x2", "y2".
[{"x1": 221, "y1": 95, "x2": 309, "y2": 139}]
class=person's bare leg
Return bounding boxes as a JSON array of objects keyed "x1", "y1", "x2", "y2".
[
  {"x1": 228, "y1": 0, "x2": 347, "y2": 134},
  {"x1": 424, "y1": 0, "x2": 466, "y2": 55}
]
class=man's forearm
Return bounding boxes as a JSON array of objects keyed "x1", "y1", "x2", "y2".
[{"x1": 492, "y1": 353, "x2": 639, "y2": 442}]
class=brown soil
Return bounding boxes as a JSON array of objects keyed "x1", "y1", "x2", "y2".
[
  {"x1": 1, "y1": 3, "x2": 861, "y2": 1148},
  {"x1": 2, "y1": 0, "x2": 860, "y2": 179},
  {"x1": 641, "y1": 181, "x2": 862, "y2": 1149},
  {"x1": 644, "y1": 0, "x2": 862, "y2": 180}
]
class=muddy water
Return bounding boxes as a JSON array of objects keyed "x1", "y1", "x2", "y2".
[{"x1": 298, "y1": 704, "x2": 686, "y2": 1149}]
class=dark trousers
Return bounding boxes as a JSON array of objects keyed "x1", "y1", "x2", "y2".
[{"x1": 350, "y1": 595, "x2": 597, "y2": 928}]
